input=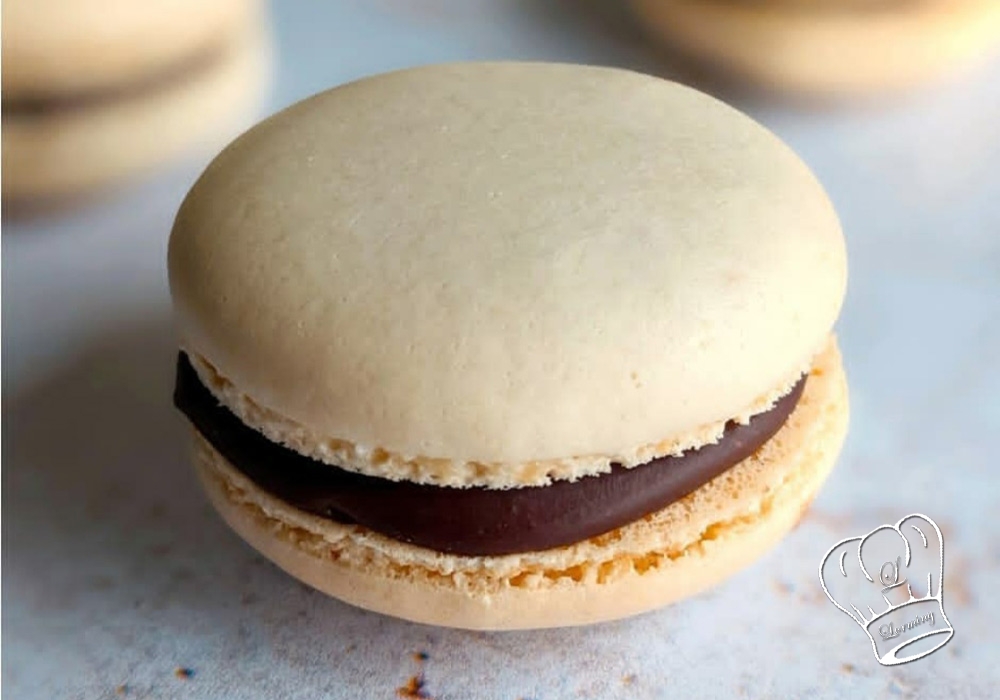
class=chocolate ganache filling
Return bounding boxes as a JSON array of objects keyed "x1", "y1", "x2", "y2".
[
  {"x1": 174, "y1": 352, "x2": 805, "y2": 556},
  {"x1": 3, "y1": 40, "x2": 228, "y2": 116}
]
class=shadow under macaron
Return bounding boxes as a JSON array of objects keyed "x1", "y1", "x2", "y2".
[
  {"x1": 2, "y1": 317, "x2": 330, "y2": 684},
  {"x1": 2, "y1": 311, "x2": 848, "y2": 697},
  {"x1": 0, "y1": 312, "x2": 696, "y2": 696}
]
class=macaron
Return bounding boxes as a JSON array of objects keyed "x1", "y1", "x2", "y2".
[
  {"x1": 630, "y1": 0, "x2": 1000, "y2": 95},
  {"x1": 1, "y1": 0, "x2": 270, "y2": 201},
  {"x1": 168, "y1": 62, "x2": 849, "y2": 630}
]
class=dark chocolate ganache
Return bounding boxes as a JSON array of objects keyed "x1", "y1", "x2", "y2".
[
  {"x1": 174, "y1": 352, "x2": 804, "y2": 556},
  {"x1": 4, "y1": 40, "x2": 228, "y2": 116}
]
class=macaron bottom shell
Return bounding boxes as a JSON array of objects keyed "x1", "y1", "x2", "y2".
[{"x1": 191, "y1": 337, "x2": 847, "y2": 630}]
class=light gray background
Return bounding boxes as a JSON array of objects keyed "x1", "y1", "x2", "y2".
[{"x1": 4, "y1": 2, "x2": 999, "y2": 698}]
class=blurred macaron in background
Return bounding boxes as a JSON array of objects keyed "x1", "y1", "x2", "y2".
[
  {"x1": 629, "y1": 0, "x2": 1000, "y2": 96},
  {"x1": 1, "y1": 0, "x2": 272, "y2": 205}
]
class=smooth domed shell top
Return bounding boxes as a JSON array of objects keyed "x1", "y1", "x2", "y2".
[{"x1": 169, "y1": 62, "x2": 846, "y2": 466}]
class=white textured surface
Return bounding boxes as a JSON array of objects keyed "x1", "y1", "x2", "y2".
[{"x1": 3, "y1": 2, "x2": 999, "y2": 698}]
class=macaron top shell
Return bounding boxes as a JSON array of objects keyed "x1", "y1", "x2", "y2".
[
  {"x1": 169, "y1": 62, "x2": 846, "y2": 474},
  {"x1": 2, "y1": 0, "x2": 256, "y2": 97}
]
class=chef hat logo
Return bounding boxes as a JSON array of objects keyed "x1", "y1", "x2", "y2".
[{"x1": 819, "y1": 514, "x2": 954, "y2": 666}]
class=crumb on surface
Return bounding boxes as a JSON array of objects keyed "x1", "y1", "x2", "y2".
[
  {"x1": 841, "y1": 663, "x2": 855, "y2": 674},
  {"x1": 800, "y1": 579, "x2": 829, "y2": 606},
  {"x1": 413, "y1": 650, "x2": 430, "y2": 662},
  {"x1": 397, "y1": 674, "x2": 432, "y2": 699},
  {"x1": 948, "y1": 557, "x2": 974, "y2": 608},
  {"x1": 772, "y1": 579, "x2": 793, "y2": 596},
  {"x1": 115, "y1": 684, "x2": 128, "y2": 696},
  {"x1": 802, "y1": 509, "x2": 853, "y2": 532},
  {"x1": 174, "y1": 667, "x2": 194, "y2": 680},
  {"x1": 622, "y1": 673, "x2": 636, "y2": 685}
]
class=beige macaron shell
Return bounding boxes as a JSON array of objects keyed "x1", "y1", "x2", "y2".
[
  {"x1": 2, "y1": 0, "x2": 261, "y2": 97},
  {"x1": 630, "y1": 0, "x2": 1000, "y2": 94},
  {"x1": 169, "y1": 63, "x2": 846, "y2": 472},
  {"x1": 193, "y1": 335, "x2": 847, "y2": 630},
  {"x1": 181, "y1": 344, "x2": 809, "y2": 488},
  {"x1": 2, "y1": 24, "x2": 269, "y2": 201}
]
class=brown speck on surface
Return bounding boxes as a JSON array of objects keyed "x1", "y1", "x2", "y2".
[
  {"x1": 413, "y1": 650, "x2": 430, "y2": 662},
  {"x1": 841, "y1": 663, "x2": 855, "y2": 674},
  {"x1": 344, "y1": 643, "x2": 358, "y2": 653},
  {"x1": 772, "y1": 579, "x2": 793, "y2": 596},
  {"x1": 622, "y1": 673, "x2": 636, "y2": 685},
  {"x1": 802, "y1": 582, "x2": 829, "y2": 606},
  {"x1": 174, "y1": 667, "x2": 194, "y2": 680},
  {"x1": 629, "y1": 371, "x2": 642, "y2": 389},
  {"x1": 114, "y1": 684, "x2": 128, "y2": 696},
  {"x1": 397, "y1": 674, "x2": 432, "y2": 699},
  {"x1": 802, "y1": 509, "x2": 853, "y2": 532},
  {"x1": 948, "y1": 556, "x2": 974, "y2": 608}
]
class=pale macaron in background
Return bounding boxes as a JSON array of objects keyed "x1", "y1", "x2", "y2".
[
  {"x1": 629, "y1": 0, "x2": 1000, "y2": 95},
  {"x1": 1, "y1": 0, "x2": 271, "y2": 202},
  {"x1": 168, "y1": 62, "x2": 849, "y2": 630}
]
